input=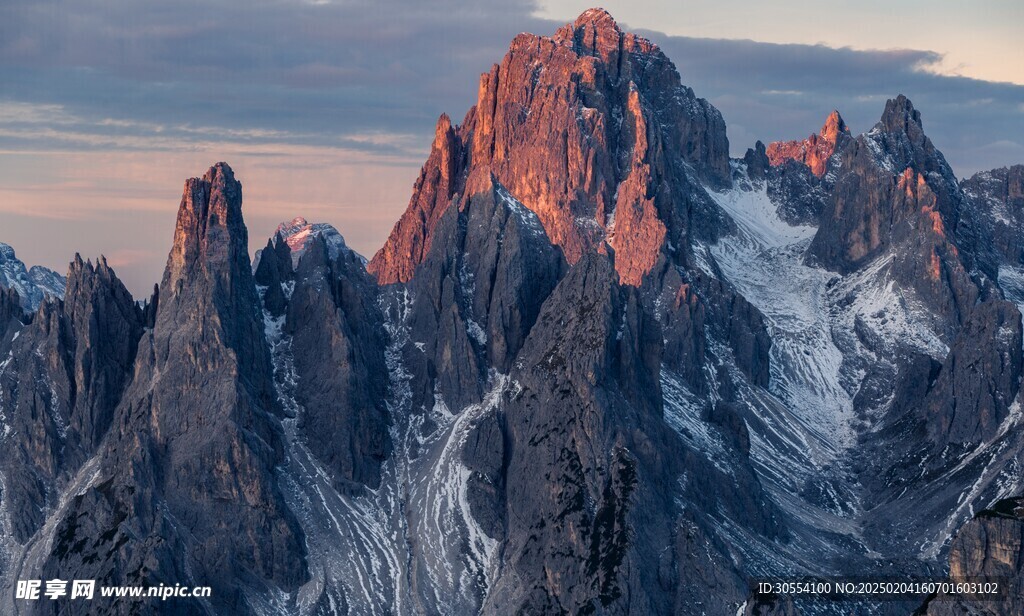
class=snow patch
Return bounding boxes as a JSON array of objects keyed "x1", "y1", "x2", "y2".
[
  {"x1": 708, "y1": 185, "x2": 855, "y2": 461},
  {"x1": 999, "y1": 264, "x2": 1024, "y2": 320}
]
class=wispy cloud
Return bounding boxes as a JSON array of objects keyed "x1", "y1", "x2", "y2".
[
  {"x1": 1, "y1": 0, "x2": 1023, "y2": 294},
  {"x1": 640, "y1": 32, "x2": 1024, "y2": 174}
]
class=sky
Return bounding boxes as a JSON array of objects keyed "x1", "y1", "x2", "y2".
[{"x1": 1, "y1": 0, "x2": 1022, "y2": 295}]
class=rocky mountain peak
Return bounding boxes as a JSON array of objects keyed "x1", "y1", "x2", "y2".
[
  {"x1": 863, "y1": 94, "x2": 944, "y2": 179},
  {"x1": 557, "y1": 7, "x2": 643, "y2": 63},
  {"x1": 433, "y1": 112, "x2": 453, "y2": 145},
  {"x1": 165, "y1": 161, "x2": 248, "y2": 295},
  {"x1": 0, "y1": 241, "x2": 66, "y2": 310},
  {"x1": 820, "y1": 109, "x2": 848, "y2": 141},
  {"x1": 273, "y1": 216, "x2": 353, "y2": 266},
  {"x1": 370, "y1": 8, "x2": 730, "y2": 286},
  {"x1": 573, "y1": 7, "x2": 620, "y2": 32},
  {"x1": 367, "y1": 112, "x2": 463, "y2": 284},
  {"x1": 766, "y1": 109, "x2": 849, "y2": 177},
  {"x1": 809, "y1": 94, "x2": 983, "y2": 343},
  {"x1": 880, "y1": 93, "x2": 923, "y2": 136},
  {"x1": 157, "y1": 161, "x2": 278, "y2": 420},
  {"x1": 279, "y1": 216, "x2": 310, "y2": 233}
]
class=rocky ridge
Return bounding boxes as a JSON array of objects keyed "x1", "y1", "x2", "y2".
[
  {"x1": 0, "y1": 8, "x2": 1023, "y2": 616},
  {"x1": 0, "y1": 243, "x2": 65, "y2": 311},
  {"x1": 369, "y1": 7, "x2": 730, "y2": 287},
  {"x1": 766, "y1": 110, "x2": 850, "y2": 177}
]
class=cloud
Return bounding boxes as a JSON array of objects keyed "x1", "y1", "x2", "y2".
[
  {"x1": 1, "y1": 1, "x2": 1023, "y2": 295},
  {"x1": 0, "y1": 0, "x2": 554, "y2": 146},
  {"x1": 3, "y1": 1, "x2": 1021, "y2": 175},
  {"x1": 638, "y1": 32, "x2": 1024, "y2": 175}
]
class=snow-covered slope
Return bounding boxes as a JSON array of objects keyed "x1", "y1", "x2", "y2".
[
  {"x1": 697, "y1": 178, "x2": 1024, "y2": 591},
  {"x1": 252, "y1": 282, "x2": 502, "y2": 615},
  {"x1": 0, "y1": 243, "x2": 65, "y2": 310},
  {"x1": 1001, "y1": 264, "x2": 1024, "y2": 319},
  {"x1": 275, "y1": 217, "x2": 363, "y2": 267}
]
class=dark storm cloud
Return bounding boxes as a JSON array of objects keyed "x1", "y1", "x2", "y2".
[{"x1": 1, "y1": 0, "x2": 1021, "y2": 175}]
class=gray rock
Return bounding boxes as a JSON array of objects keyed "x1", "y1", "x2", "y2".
[
  {"x1": 32, "y1": 163, "x2": 308, "y2": 615},
  {"x1": 924, "y1": 299, "x2": 1022, "y2": 446},
  {"x1": 404, "y1": 177, "x2": 565, "y2": 416},
  {"x1": 286, "y1": 231, "x2": 391, "y2": 491},
  {"x1": 0, "y1": 242, "x2": 66, "y2": 311},
  {"x1": 809, "y1": 95, "x2": 985, "y2": 340},
  {"x1": 963, "y1": 164, "x2": 1024, "y2": 268},
  {"x1": 0, "y1": 254, "x2": 141, "y2": 543}
]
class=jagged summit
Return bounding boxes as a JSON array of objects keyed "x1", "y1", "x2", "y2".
[
  {"x1": 165, "y1": 161, "x2": 248, "y2": 293},
  {"x1": 557, "y1": 7, "x2": 645, "y2": 63},
  {"x1": 0, "y1": 241, "x2": 66, "y2": 310},
  {"x1": 820, "y1": 109, "x2": 848, "y2": 142},
  {"x1": 860, "y1": 94, "x2": 957, "y2": 189},
  {"x1": 880, "y1": 93, "x2": 923, "y2": 134},
  {"x1": 766, "y1": 109, "x2": 850, "y2": 176},
  {"x1": 70, "y1": 252, "x2": 111, "y2": 271},
  {"x1": 273, "y1": 216, "x2": 356, "y2": 266},
  {"x1": 574, "y1": 7, "x2": 619, "y2": 29},
  {"x1": 866, "y1": 94, "x2": 950, "y2": 182},
  {"x1": 280, "y1": 216, "x2": 310, "y2": 231},
  {"x1": 369, "y1": 7, "x2": 730, "y2": 285}
]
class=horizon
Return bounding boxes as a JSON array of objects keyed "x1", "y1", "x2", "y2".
[{"x1": 2, "y1": 1, "x2": 1023, "y2": 296}]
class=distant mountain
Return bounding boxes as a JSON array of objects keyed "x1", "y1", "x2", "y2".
[
  {"x1": 268, "y1": 216, "x2": 363, "y2": 267},
  {"x1": 0, "y1": 242, "x2": 65, "y2": 310},
  {"x1": 0, "y1": 8, "x2": 1022, "y2": 616}
]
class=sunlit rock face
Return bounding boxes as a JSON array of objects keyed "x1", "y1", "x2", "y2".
[
  {"x1": 766, "y1": 110, "x2": 850, "y2": 177},
  {"x1": 922, "y1": 498, "x2": 1024, "y2": 615},
  {"x1": 369, "y1": 7, "x2": 730, "y2": 287}
]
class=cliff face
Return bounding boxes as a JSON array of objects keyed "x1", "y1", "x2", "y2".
[
  {"x1": 400, "y1": 178, "x2": 566, "y2": 416},
  {"x1": 964, "y1": 165, "x2": 1024, "y2": 274},
  {"x1": 256, "y1": 219, "x2": 392, "y2": 492},
  {"x1": 369, "y1": 8, "x2": 730, "y2": 287},
  {"x1": 3, "y1": 9, "x2": 1024, "y2": 616},
  {"x1": 809, "y1": 96, "x2": 985, "y2": 341},
  {"x1": 29, "y1": 164, "x2": 309, "y2": 615},
  {"x1": 0, "y1": 255, "x2": 141, "y2": 545},
  {"x1": 922, "y1": 498, "x2": 1024, "y2": 615},
  {"x1": 482, "y1": 253, "x2": 669, "y2": 612}
]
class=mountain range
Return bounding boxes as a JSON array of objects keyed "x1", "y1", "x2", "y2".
[
  {"x1": 1, "y1": 8, "x2": 1022, "y2": 615},
  {"x1": 0, "y1": 244, "x2": 65, "y2": 312}
]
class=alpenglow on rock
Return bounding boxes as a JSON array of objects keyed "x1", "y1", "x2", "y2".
[
  {"x1": 369, "y1": 7, "x2": 730, "y2": 286},
  {"x1": 766, "y1": 110, "x2": 850, "y2": 177},
  {"x1": 1, "y1": 8, "x2": 1024, "y2": 616}
]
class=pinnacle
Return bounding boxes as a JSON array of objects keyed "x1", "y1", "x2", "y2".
[
  {"x1": 574, "y1": 7, "x2": 620, "y2": 33},
  {"x1": 433, "y1": 113, "x2": 454, "y2": 148},
  {"x1": 820, "y1": 110, "x2": 849, "y2": 142},
  {"x1": 203, "y1": 161, "x2": 235, "y2": 183},
  {"x1": 880, "y1": 94, "x2": 923, "y2": 132}
]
